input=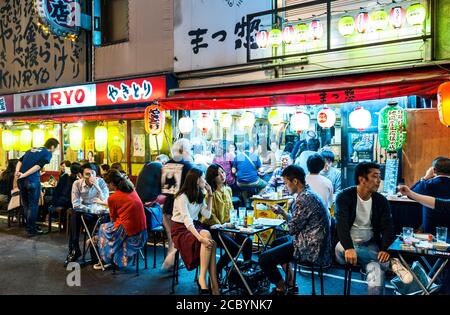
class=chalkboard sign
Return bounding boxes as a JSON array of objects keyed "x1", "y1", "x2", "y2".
[{"x1": 384, "y1": 158, "x2": 399, "y2": 195}]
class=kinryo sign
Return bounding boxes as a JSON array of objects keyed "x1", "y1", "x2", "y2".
[{"x1": 35, "y1": 0, "x2": 81, "y2": 41}]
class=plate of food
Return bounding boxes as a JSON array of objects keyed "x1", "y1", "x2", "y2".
[{"x1": 433, "y1": 242, "x2": 450, "y2": 251}]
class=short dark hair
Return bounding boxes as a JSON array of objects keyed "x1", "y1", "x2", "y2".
[
  {"x1": 320, "y1": 150, "x2": 335, "y2": 163},
  {"x1": 175, "y1": 168, "x2": 205, "y2": 204},
  {"x1": 307, "y1": 138, "x2": 320, "y2": 151},
  {"x1": 101, "y1": 164, "x2": 110, "y2": 172},
  {"x1": 70, "y1": 162, "x2": 81, "y2": 176},
  {"x1": 433, "y1": 156, "x2": 450, "y2": 175},
  {"x1": 60, "y1": 160, "x2": 71, "y2": 167},
  {"x1": 307, "y1": 153, "x2": 325, "y2": 174},
  {"x1": 243, "y1": 141, "x2": 250, "y2": 151},
  {"x1": 111, "y1": 162, "x2": 125, "y2": 173},
  {"x1": 354, "y1": 162, "x2": 380, "y2": 185},
  {"x1": 281, "y1": 165, "x2": 306, "y2": 185},
  {"x1": 44, "y1": 138, "x2": 59, "y2": 149},
  {"x1": 81, "y1": 162, "x2": 100, "y2": 176},
  {"x1": 206, "y1": 164, "x2": 225, "y2": 192}
]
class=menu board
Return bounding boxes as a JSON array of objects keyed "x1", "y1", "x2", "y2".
[{"x1": 384, "y1": 158, "x2": 399, "y2": 195}]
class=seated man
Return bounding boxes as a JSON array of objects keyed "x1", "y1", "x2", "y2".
[
  {"x1": 335, "y1": 162, "x2": 413, "y2": 295},
  {"x1": 259, "y1": 165, "x2": 331, "y2": 295},
  {"x1": 64, "y1": 163, "x2": 109, "y2": 266},
  {"x1": 264, "y1": 154, "x2": 292, "y2": 193},
  {"x1": 52, "y1": 162, "x2": 81, "y2": 210}
]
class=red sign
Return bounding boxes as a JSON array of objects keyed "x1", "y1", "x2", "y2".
[{"x1": 96, "y1": 76, "x2": 166, "y2": 106}]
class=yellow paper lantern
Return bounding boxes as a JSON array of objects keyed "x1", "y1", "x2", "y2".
[
  {"x1": 2, "y1": 130, "x2": 13, "y2": 151},
  {"x1": 32, "y1": 129, "x2": 45, "y2": 147},
  {"x1": 94, "y1": 125, "x2": 108, "y2": 151},
  {"x1": 268, "y1": 108, "x2": 283, "y2": 125},
  {"x1": 69, "y1": 126, "x2": 83, "y2": 150},
  {"x1": 20, "y1": 129, "x2": 32, "y2": 151},
  {"x1": 12, "y1": 131, "x2": 20, "y2": 151},
  {"x1": 437, "y1": 82, "x2": 450, "y2": 127}
]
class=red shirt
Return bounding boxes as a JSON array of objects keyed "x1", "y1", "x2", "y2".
[{"x1": 108, "y1": 190, "x2": 147, "y2": 236}]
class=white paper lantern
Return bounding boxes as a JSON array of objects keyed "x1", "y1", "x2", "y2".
[
  {"x1": 241, "y1": 111, "x2": 255, "y2": 128},
  {"x1": 179, "y1": 116, "x2": 193, "y2": 134},
  {"x1": 32, "y1": 129, "x2": 45, "y2": 147},
  {"x1": 197, "y1": 112, "x2": 214, "y2": 133},
  {"x1": 256, "y1": 30, "x2": 269, "y2": 48},
  {"x1": 219, "y1": 112, "x2": 233, "y2": 128},
  {"x1": 317, "y1": 107, "x2": 336, "y2": 128},
  {"x1": 282, "y1": 25, "x2": 295, "y2": 44},
  {"x1": 349, "y1": 107, "x2": 372, "y2": 130},
  {"x1": 290, "y1": 111, "x2": 310, "y2": 133}
]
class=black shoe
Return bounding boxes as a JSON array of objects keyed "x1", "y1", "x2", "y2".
[
  {"x1": 64, "y1": 249, "x2": 82, "y2": 267},
  {"x1": 27, "y1": 229, "x2": 44, "y2": 237},
  {"x1": 197, "y1": 281, "x2": 211, "y2": 295}
]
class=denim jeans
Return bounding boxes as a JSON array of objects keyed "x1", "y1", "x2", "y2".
[
  {"x1": 335, "y1": 240, "x2": 389, "y2": 295},
  {"x1": 18, "y1": 179, "x2": 41, "y2": 234}
]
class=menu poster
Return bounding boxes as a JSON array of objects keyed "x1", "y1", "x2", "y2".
[
  {"x1": 384, "y1": 158, "x2": 399, "y2": 195},
  {"x1": 350, "y1": 133, "x2": 374, "y2": 162},
  {"x1": 133, "y1": 134, "x2": 145, "y2": 157}
]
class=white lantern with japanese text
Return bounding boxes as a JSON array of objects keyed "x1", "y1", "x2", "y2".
[
  {"x1": 317, "y1": 107, "x2": 336, "y2": 128},
  {"x1": 349, "y1": 107, "x2": 372, "y2": 130},
  {"x1": 197, "y1": 112, "x2": 214, "y2": 134},
  {"x1": 269, "y1": 29, "x2": 282, "y2": 47},
  {"x1": 389, "y1": 6, "x2": 406, "y2": 29},
  {"x1": 338, "y1": 15, "x2": 355, "y2": 37},
  {"x1": 295, "y1": 23, "x2": 309, "y2": 43},
  {"x1": 370, "y1": 9, "x2": 389, "y2": 31},
  {"x1": 94, "y1": 126, "x2": 108, "y2": 152},
  {"x1": 406, "y1": 3, "x2": 426, "y2": 26},
  {"x1": 290, "y1": 111, "x2": 310, "y2": 133},
  {"x1": 309, "y1": 20, "x2": 324, "y2": 40},
  {"x1": 355, "y1": 12, "x2": 370, "y2": 34},
  {"x1": 256, "y1": 30, "x2": 269, "y2": 48},
  {"x1": 282, "y1": 25, "x2": 295, "y2": 44},
  {"x1": 179, "y1": 116, "x2": 193, "y2": 134}
]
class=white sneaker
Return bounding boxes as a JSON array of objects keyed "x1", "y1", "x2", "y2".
[
  {"x1": 93, "y1": 263, "x2": 111, "y2": 270},
  {"x1": 390, "y1": 258, "x2": 413, "y2": 284}
]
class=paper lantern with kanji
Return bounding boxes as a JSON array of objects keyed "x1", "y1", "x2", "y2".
[
  {"x1": 145, "y1": 105, "x2": 165, "y2": 135},
  {"x1": 197, "y1": 112, "x2": 214, "y2": 134},
  {"x1": 389, "y1": 6, "x2": 406, "y2": 29},
  {"x1": 69, "y1": 126, "x2": 82, "y2": 150},
  {"x1": 268, "y1": 108, "x2": 283, "y2": 125},
  {"x1": 20, "y1": 129, "x2": 32, "y2": 151},
  {"x1": 370, "y1": 9, "x2": 389, "y2": 31},
  {"x1": 241, "y1": 111, "x2": 255, "y2": 128},
  {"x1": 378, "y1": 102, "x2": 407, "y2": 152},
  {"x1": 282, "y1": 25, "x2": 295, "y2": 44},
  {"x1": 317, "y1": 107, "x2": 336, "y2": 128},
  {"x1": 94, "y1": 125, "x2": 108, "y2": 152},
  {"x1": 406, "y1": 3, "x2": 426, "y2": 26},
  {"x1": 349, "y1": 107, "x2": 371, "y2": 130},
  {"x1": 355, "y1": 12, "x2": 370, "y2": 34},
  {"x1": 2, "y1": 130, "x2": 13, "y2": 151},
  {"x1": 338, "y1": 15, "x2": 355, "y2": 37},
  {"x1": 437, "y1": 82, "x2": 450, "y2": 127},
  {"x1": 295, "y1": 23, "x2": 309, "y2": 42},
  {"x1": 256, "y1": 30, "x2": 269, "y2": 48},
  {"x1": 290, "y1": 111, "x2": 310, "y2": 133},
  {"x1": 219, "y1": 112, "x2": 233, "y2": 129},
  {"x1": 179, "y1": 116, "x2": 193, "y2": 134},
  {"x1": 309, "y1": 20, "x2": 324, "y2": 40},
  {"x1": 32, "y1": 129, "x2": 45, "y2": 148},
  {"x1": 269, "y1": 28, "x2": 282, "y2": 47}
]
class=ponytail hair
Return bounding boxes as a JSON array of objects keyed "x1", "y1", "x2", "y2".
[{"x1": 104, "y1": 169, "x2": 134, "y2": 193}]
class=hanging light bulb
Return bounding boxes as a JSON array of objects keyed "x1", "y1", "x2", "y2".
[
  {"x1": 370, "y1": 9, "x2": 389, "y2": 31},
  {"x1": 268, "y1": 108, "x2": 283, "y2": 125},
  {"x1": 338, "y1": 15, "x2": 355, "y2": 37},
  {"x1": 317, "y1": 107, "x2": 336, "y2": 128},
  {"x1": 219, "y1": 112, "x2": 233, "y2": 129},
  {"x1": 282, "y1": 25, "x2": 295, "y2": 44},
  {"x1": 241, "y1": 111, "x2": 255, "y2": 128},
  {"x1": 355, "y1": 12, "x2": 370, "y2": 34},
  {"x1": 256, "y1": 30, "x2": 269, "y2": 48},
  {"x1": 349, "y1": 107, "x2": 372, "y2": 130},
  {"x1": 406, "y1": 3, "x2": 426, "y2": 27},
  {"x1": 389, "y1": 6, "x2": 406, "y2": 29},
  {"x1": 290, "y1": 111, "x2": 310, "y2": 133},
  {"x1": 179, "y1": 116, "x2": 194, "y2": 134},
  {"x1": 197, "y1": 112, "x2": 214, "y2": 134}
]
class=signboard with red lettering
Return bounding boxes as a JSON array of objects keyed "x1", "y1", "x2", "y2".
[
  {"x1": 96, "y1": 76, "x2": 166, "y2": 106},
  {"x1": 13, "y1": 84, "x2": 96, "y2": 113}
]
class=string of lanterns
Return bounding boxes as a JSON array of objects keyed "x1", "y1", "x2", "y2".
[{"x1": 256, "y1": 2, "x2": 426, "y2": 48}]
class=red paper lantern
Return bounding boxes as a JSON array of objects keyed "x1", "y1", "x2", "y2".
[
  {"x1": 309, "y1": 19, "x2": 324, "y2": 40},
  {"x1": 144, "y1": 105, "x2": 165, "y2": 135},
  {"x1": 389, "y1": 6, "x2": 406, "y2": 29},
  {"x1": 256, "y1": 30, "x2": 269, "y2": 48},
  {"x1": 355, "y1": 12, "x2": 370, "y2": 33}
]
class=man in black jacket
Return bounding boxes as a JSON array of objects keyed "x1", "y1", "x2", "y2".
[{"x1": 335, "y1": 162, "x2": 412, "y2": 294}]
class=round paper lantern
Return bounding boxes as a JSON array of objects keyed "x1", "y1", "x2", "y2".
[
  {"x1": 389, "y1": 6, "x2": 406, "y2": 29},
  {"x1": 241, "y1": 111, "x2": 255, "y2": 128},
  {"x1": 32, "y1": 129, "x2": 45, "y2": 148},
  {"x1": 269, "y1": 28, "x2": 282, "y2": 47},
  {"x1": 309, "y1": 19, "x2": 324, "y2": 40},
  {"x1": 370, "y1": 9, "x2": 389, "y2": 31},
  {"x1": 108, "y1": 126, "x2": 123, "y2": 146},
  {"x1": 282, "y1": 25, "x2": 295, "y2": 44},
  {"x1": 94, "y1": 125, "x2": 108, "y2": 152},
  {"x1": 295, "y1": 23, "x2": 309, "y2": 42},
  {"x1": 69, "y1": 126, "x2": 82, "y2": 150},
  {"x1": 268, "y1": 108, "x2": 283, "y2": 125},
  {"x1": 349, "y1": 107, "x2": 372, "y2": 130},
  {"x1": 197, "y1": 112, "x2": 214, "y2": 133},
  {"x1": 406, "y1": 3, "x2": 426, "y2": 26},
  {"x1": 378, "y1": 102, "x2": 407, "y2": 152},
  {"x1": 219, "y1": 112, "x2": 233, "y2": 129},
  {"x1": 355, "y1": 12, "x2": 370, "y2": 34},
  {"x1": 338, "y1": 15, "x2": 355, "y2": 37},
  {"x1": 317, "y1": 107, "x2": 336, "y2": 128},
  {"x1": 20, "y1": 129, "x2": 32, "y2": 151},
  {"x1": 2, "y1": 130, "x2": 13, "y2": 151},
  {"x1": 12, "y1": 131, "x2": 20, "y2": 151},
  {"x1": 178, "y1": 116, "x2": 193, "y2": 134},
  {"x1": 437, "y1": 82, "x2": 450, "y2": 127},
  {"x1": 290, "y1": 111, "x2": 310, "y2": 133},
  {"x1": 256, "y1": 30, "x2": 269, "y2": 48}
]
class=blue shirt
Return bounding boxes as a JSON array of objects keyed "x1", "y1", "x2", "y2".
[
  {"x1": 233, "y1": 151, "x2": 261, "y2": 184},
  {"x1": 411, "y1": 176, "x2": 450, "y2": 233},
  {"x1": 19, "y1": 147, "x2": 53, "y2": 183}
]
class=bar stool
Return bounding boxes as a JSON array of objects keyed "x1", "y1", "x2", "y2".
[
  {"x1": 292, "y1": 260, "x2": 325, "y2": 295},
  {"x1": 150, "y1": 225, "x2": 167, "y2": 268},
  {"x1": 170, "y1": 250, "x2": 200, "y2": 294},
  {"x1": 343, "y1": 264, "x2": 365, "y2": 295}
]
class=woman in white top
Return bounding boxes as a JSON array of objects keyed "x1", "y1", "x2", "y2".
[{"x1": 171, "y1": 168, "x2": 219, "y2": 295}]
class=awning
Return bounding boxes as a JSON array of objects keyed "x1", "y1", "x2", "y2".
[{"x1": 159, "y1": 66, "x2": 450, "y2": 110}]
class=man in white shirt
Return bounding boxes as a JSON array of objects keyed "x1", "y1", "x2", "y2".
[{"x1": 305, "y1": 154, "x2": 333, "y2": 211}]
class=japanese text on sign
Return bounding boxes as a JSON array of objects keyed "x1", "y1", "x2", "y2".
[{"x1": 107, "y1": 80, "x2": 153, "y2": 103}]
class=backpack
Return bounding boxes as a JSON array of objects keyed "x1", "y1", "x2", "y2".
[{"x1": 144, "y1": 203, "x2": 163, "y2": 230}]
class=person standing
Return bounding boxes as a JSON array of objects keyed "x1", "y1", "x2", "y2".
[
  {"x1": 306, "y1": 154, "x2": 334, "y2": 213},
  {"x1": 15, "y1": 138, "x2": 59, "y2": 236},
  {"x1": 320, "y1": 150, "x2": 342, "y2": 194}
]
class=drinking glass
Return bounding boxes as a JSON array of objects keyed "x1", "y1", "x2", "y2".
[
  {"x1": 238, "y1": 207, "x2": 246, "y2": 225},
  {"x1": 436, "y1": 227, "x2": 448, "y2": 243},
  {"x1": 402, "y1": 227, "x2": 414, "y2": 244}
]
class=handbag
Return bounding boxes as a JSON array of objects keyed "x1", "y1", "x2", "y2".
[
  {"x1": 145, "y1": 203, "x2": 163, "y2": 230},
  {"x1": 7, "y1": 177, "x2": 21, "y2": 211}
]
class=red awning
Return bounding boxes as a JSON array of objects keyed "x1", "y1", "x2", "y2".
[{"x1": 159, "y1": 66, "x2": 450, "y2": 110}]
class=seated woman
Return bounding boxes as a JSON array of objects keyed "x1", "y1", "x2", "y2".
[
  {"x1": 171, "y1": 168, "x2": 219, "y2": 295},
  {"x1": 96, "y1": 169, "x2": 147, "y2": 270},
  {"x1": 0, "y1": 159, "x2": 19, "y2": 212},
  {"x1": 203, "y1": 164, "x2": 252, "y2": 276}
]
